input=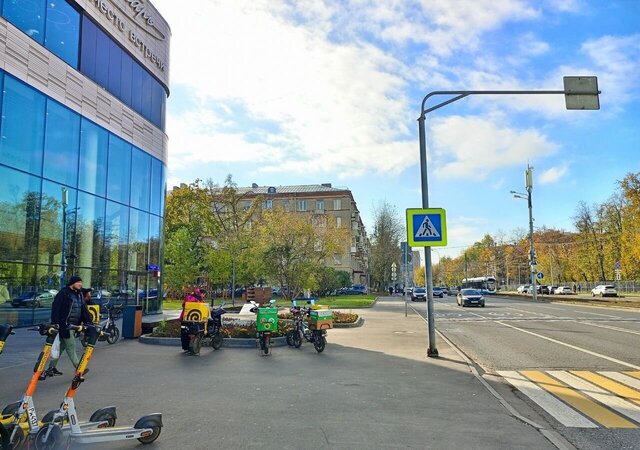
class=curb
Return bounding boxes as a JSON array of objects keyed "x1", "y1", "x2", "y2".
[
  {"x1": 138, "y1": 334, "x2": 288, "y2": 348},
  {"x1": 333, "y1": 317, "x2": 364, "y2": 328}
]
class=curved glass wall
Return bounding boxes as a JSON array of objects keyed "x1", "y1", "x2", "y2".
[
  {"x1": 0, "y1": 0, "x2": 166, "y2": 130},
  {"x1": 0, "y1": 71, "x2": 166, "y2": 325}
]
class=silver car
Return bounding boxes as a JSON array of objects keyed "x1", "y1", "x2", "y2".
[{"x1": 457, "y1": 289, "x2": 485, "y2": 307}]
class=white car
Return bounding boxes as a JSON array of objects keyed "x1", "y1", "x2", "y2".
[
  {"x1": 516, "y1": 285, "x2": 530, "y2": 294},
  {"x1": 591, "y1": 285, "x2": 617, "y2": 297},
  {"x1": 555, "y1": 286, "x2": 573, "y2": 295}
]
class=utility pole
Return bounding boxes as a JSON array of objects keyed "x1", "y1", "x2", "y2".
[{"x1": 526, "y1": 165, "x2": 537, "y2": 302}]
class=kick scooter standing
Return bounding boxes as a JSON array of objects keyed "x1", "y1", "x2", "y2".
[
  {"x1": 35, "y1": 324, "x2": 162, "y2": 449},
  {"x1": 0, "y1": 324, "x2": 15, "y2": 450}
]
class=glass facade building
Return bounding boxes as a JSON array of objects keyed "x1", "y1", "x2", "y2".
[{"x1": 0, "y1": 0, "x2": 170, "y2": 324}]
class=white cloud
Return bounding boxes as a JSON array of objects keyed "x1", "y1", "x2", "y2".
[
  {"x1": 539, "y1": 165, "x2": 569, "y2": 184},
  {"x1": 517, "y1": 32, "x2": 550, "y2": 57},
  {"x1": 430, "y1": 115, "x2": 559, "y2": 178}
]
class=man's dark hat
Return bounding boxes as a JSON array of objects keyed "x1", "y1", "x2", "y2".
[{"x1": 67, "y1": 275, "x2": 82, "y2": 286}]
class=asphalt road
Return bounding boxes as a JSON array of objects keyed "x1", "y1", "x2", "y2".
[{"x1": 411, "y1": 294, "x2": 640, "y2": 450}]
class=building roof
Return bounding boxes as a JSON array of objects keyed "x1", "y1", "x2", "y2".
[{"x1": 236, "y1": 184, "x2": 350, "y2": 195}]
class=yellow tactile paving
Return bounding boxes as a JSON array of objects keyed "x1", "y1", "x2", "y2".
[
  {"x1": 521, "y1": 370, "x2": 637, "y2": 429},
  {"x1": 573, "y1": 371, "x2": 640, "y2": 406}
]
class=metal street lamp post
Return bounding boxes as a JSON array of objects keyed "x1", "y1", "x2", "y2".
[
  {"x1": 511, "y1": 164, "x2": 537, "y2": 301},
  {"x1": 418, "y1": 77, "x2": 600, "y2": 357}
]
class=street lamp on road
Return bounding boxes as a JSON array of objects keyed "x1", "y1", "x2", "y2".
[
  {"x1": 417, "y1": 76, "x2": 600, "y2": 358},
  {"x1": 511, "y1": 164, "x2": 537, "y2": 301}
]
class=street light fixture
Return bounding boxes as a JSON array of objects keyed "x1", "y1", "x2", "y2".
[{"x1": 418, "y1": 77, "x2": 600, "y2": 358}]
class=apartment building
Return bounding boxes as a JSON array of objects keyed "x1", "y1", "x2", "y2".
[{"x1": 238, "y1": 183, "x2": 370, "y2": 285}]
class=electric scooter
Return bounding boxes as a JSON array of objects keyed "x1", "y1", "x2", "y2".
[
  {"x1": 1, "y1": 324, "x2": 15, "y2": 450},
  {"x1": 249, "y1": 300, "x2": 278, "y2": 355},
  {"x1": 35, "y1": 324, "x2": 162, "y2": 448},
  {"x1": 0, "y1": 325, "x2": 116, "y2": 449}
]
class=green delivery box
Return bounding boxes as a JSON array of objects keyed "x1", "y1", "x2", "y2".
[
  {"x1": 309, "y1": 309, "x2": 333, "y2": 330},
  {"x1": 256, "y1": 307, "x2": 278, "y2": 332}
]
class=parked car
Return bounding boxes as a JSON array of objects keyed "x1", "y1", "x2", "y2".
[
  {"x1": 517, "y1": 285, "x2": 530, "y2": 294},
  {"x1": 555, "y1": 286, "x2": 573, "y2": 295},
  {"x1": 11, "y1": 290, "x2": 58, "y2": 308},
  {"x1": 539, "y1": 285, "x2": 550, "y2": 295},
  {"x1": 411, "y1": 287, "x2": 427, "y2": 302},
  {"x1": 548, "y1": 286, "x2": 559, "y2": 294},
  {"x1": 404, "y1": 287, "x2": 413, "y2": 295},
  {"x1": 591, "y1": 285, "x2": 617, "y2": 297},
  {"x1": 432, "y1": 287, "x2": 445, "y2": 298},
  {"x1": 457, "y1": 289, "x2": 485, "y2": 307},
  {"x1": 344, "y1": 285, "x2": 367, "y2": 295}
]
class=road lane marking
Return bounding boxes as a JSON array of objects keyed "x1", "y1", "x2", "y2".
[
  {"x1": 495, "y1": 321, "x2": 640, "y2": 370},
  {"x1": 572, "y1": 371, "x2": 640, "y2": 406},
  {"x1": 600, "y1": 372, "x2": 640, "y2": 391},
  {"x1": 627, "y1": 371, "x2": 640, "y2": 381},
  {"x1": 551, "y1": 371, "x2": 640, "y2": 425},
  {"x1": 576, "y1": 321, "x2": 640, "y2": 336},
  {"x1": 522, "y1": 371, "x2": 637, "y2": 428},
  {"x1": 497, "y1": 371, "x2": 597, "y2": 428},
  {"x1": 573, "y1": 310, "x2": 622, "y2": 319}
]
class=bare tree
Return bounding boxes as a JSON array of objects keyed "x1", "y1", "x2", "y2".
[{"x1": 369, "y1": 201, "x2": 403, "y2": 291}]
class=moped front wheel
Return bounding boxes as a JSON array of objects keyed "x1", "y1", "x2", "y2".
[
  {"x1": 313, "y1": 333, "x2": 326, "y2": 353},
  {"x1": 106, "y1": 326, "x2": 120, "y2": 345},
  {"x1": 286, "y1": 331, "x2": 293, "y2": 347},
  {"x1": 189, "y1": 333, "x2": 203, "y2": 355},
  {"x1": 292, "y1": 330, "x2": 302, "y2": 348},
  {"x1": 263, "y1": 333, "x2": 271, "y2": 355},
  {"x1": 210, "y1": 332, "x2": 223, "y2": 350}
]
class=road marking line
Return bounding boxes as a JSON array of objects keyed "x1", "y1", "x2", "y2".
[
  {"x1": 600, "y1": 372, "x2": 640, "y2": 391},
  {"x1": 495, "y1": 321, "x2": 640, "y2": 370},
  {"x1": 551, "y1": 371, "x2": 640, "y2": 426},
  {"x1": 573, "y1": 310, "x2": 622, "y2": 319},
  {"x1": 523, "y1": 371, "x2": 636, "y2": 429},
  {"x1": 572, "y1": 371, "x2": 640, "y2": 406},
  {"x1": 497, "y1": 371, "x2": 597, "y2": 428},
  {"x1": 627, "y1": 371, "x2": 640, "y2": 381},
  {"x1": 576, "y1": 321, "x2": 640, "y2": 336}
]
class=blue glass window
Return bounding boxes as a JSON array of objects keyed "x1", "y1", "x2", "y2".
[
  {"x1": 3, "y1": 0, "x2": 46, "y2": 45},
  {"x1": 148, "y1": 214, "x2": 161, "y2": 268},
  {"x1": 120, "y1": 53, "x2": 133, "y2": 107},
  {"x1": 0, "y1": 165, "x2": 42, "y2": 263},
  {"x1": 105, "y1": 200, "x2": 129, "y2": 271},
  {"x1": 130, "y1": 62, "x2": 143, "y2": 115},
  {"x1": 45, "y1": 0, "x2": 80, "y2": 67},
  {"x1": 130, "y1": 147, "x2": 151, "y2": 211},
  {"x1": 43, "y1": 99, "x2": 81, "y2": 187},
  {"x1": 0, "y1": 75, "x2": 46, "y2": 175},
  {"x1": 128, "y1": 208, "x2": 149, "y2": 271},
  {"x1": 150, "y1": 158, "x2": 163, "y2": 216},
  {"x1": 78, "y1": 119, "x2": 108, "y2": 197},
  {"x1": 106, "y1": 135, "x2": 131, "y2": 205},
  {"x1": 94, "y1": 25, "x2": 110, "y2": 88},
  {"x1": 108, "y1": 39, "x2": 122, "y2": 96},
  {"x1": 75, "y1": 190, "x2": 106, "y2": 269},
  {"x1": 80, "y1": 15, "x2": 96, "y2": 78},
  {"x1": 40, "y1": 179, "x2": 77, "y2": 267}
]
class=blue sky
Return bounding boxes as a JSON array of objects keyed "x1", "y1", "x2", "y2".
[{"x1": 151, "y1": 0, "x2": 640, "y2": 260}]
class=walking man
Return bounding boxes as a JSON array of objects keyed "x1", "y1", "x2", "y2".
[{"x1": 41, "y1": 275, "x2": 93, "y2": 379}]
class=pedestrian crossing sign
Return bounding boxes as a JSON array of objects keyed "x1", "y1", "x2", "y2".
[{"x1": 406, "y1": 208, "x2": 447, "y2": 247}]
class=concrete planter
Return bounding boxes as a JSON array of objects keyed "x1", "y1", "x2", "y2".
[
  {"x1": 333, "y1": 317, "x2": 364, "y2": 328},
  {"x1": 138, "y1": 334, "x2": 288, "y2": 348}
]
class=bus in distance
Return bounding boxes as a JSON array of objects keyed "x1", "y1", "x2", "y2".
[{"x1": 461, "y1": 277, "x2": 497, "y2": 294}]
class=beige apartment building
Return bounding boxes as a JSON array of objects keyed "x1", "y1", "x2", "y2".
[{"x1": 237, "y1": 183, "x2": 370, "y2": 285}]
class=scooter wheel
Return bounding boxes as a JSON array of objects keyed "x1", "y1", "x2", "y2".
[
  {"x1": 286, "y1": 331, "x2": 293, "y2": 347},
  {"x1": 4, "y1": 423, "x2": 25, "y2": 450},
  {"x1": 189, "y1": 334, "x2": 203, "y2": 355},
  {"x1": 210, "y1": 332, "x2": 223, "y2": 350},
  {"x1": 92, "y1": 411, "x2": 117, "y2": 428},
  {"x1": 106, "y1": 326, "x2": 120, "y2": 345},
  {"x1": 137, "y1": 426, "x2": 162, "y2": 444},
  {"x1": 313, "y1": 335, "x2": 326, "y2": 353},
  {"x1": 34, "y1": 423, "x2": 63, "y2": 450},
  {"x1": 292, "y1": 331, "x2": 302, "y2": 349}
]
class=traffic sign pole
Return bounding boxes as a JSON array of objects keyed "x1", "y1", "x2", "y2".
[{"x1": 418, "y1": 114, "x2": 438, "y2": 358}]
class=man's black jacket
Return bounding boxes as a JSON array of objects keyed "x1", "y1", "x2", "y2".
[{"x1": 51, "y1": 286, "x2": 93, "y2": 339}]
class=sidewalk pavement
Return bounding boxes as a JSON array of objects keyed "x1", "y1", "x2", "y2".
[{"x1": 0, "y1": 296, "x2": 557, "y2": 449}]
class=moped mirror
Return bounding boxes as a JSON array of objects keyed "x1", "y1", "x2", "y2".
[{"x1": 269, "y1": 299, "x2": 276, "y2": 305}]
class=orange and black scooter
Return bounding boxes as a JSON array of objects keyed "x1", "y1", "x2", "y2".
[
  {"x1": 1, "y1": 324, "x2": 15, "y2": 450},
  {"x1": 0, "y1": 324, "x2": 116, "y2": 449},
  {"x1": 35, "y1": 324, "x2": 162, "y2": 448}
]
